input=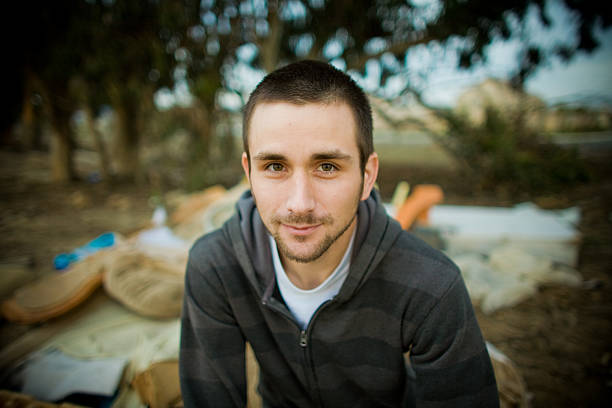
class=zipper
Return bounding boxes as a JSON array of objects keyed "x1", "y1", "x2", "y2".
[
  {"x1": 299, "y1": 330, "x2": 308, "y2": 347},
  {"x1": 262, "y1": 297, "x2": 335, "y2": 407},
  {"x1": 298, "y1": 299, "x2": 335, "y2": 407},
  {"x1": 262, "y1": 298, "x2": 318, "y2": 400},
  {"x1": 262, "y1": 297, "x2": 299, "y2": 327}
]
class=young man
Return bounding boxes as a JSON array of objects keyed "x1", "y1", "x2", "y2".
[{"x1": 180, "y1": 60, "x2": 499, "y2": 407}]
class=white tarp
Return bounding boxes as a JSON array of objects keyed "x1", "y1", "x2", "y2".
[
  {"x1": 16, "y1": 293, "x2": 180, "y2": 407},
  {"x1": 21, "y1": 348, "x2": 127, "y2": 402},
  {"x1": 429, "y1": 202, "x2": 581, "y2": 267},
  {"x1": 427, "y1": 203, "x2": 582, "y2": 313}
]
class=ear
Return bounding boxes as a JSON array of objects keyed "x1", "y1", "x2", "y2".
[
  {"x1": 360, "y1": 152, "x2": 379, "y2": 201},
  {"x1": 241, "y1": 152, "x2": 251, "y2": 183}
]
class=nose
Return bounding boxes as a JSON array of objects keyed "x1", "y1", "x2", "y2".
[{"x1": 285, "y1": 171, "x2": 316, "y2": 214}]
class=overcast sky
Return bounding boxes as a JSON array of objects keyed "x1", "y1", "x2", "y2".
[
  {"x1": 526, "y1": 29, "x2": 612, "y2": 106},
  {"x1": 420, "y1": 27, "x2": 612, "y2": 107},
  {"x1": 415, "y1": 0, "x2": 612, "y2": 107}
]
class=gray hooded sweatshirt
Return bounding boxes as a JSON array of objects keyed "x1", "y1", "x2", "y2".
[{"x1": 180, "y1": 190, "x2": 498, "y2": 407}]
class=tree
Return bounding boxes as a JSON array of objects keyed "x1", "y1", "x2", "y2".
[
  {"x1": 7, "y1": 0, "x2": 188, "y2": 182},
  {"x1": 81, "y1": 0, "x2": 186, "y2": 181},
  {"x1": 8, "y1": 1, "x2": 92, "y2": 181},
  {"x1": 216, "y1": 0, "x2": 609, "y2": 95},
  {"x1": 6, "y1": 0, "x2": 609, "y2": 185}
]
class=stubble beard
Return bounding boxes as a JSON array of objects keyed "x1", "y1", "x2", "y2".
[
  {"x1": 272, "y1": 211, "x2": 357, "y2": 263},
  {"x1": 252, "y1": 177, "x2": 364, "y2": 264}
]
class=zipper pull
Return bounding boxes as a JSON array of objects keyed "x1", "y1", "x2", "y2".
[{"x1": 299, "y1": 330, "x2": 308, "y2": 347}]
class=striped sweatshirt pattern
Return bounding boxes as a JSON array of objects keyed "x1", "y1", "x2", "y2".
[{"x1": 180, "y1": 191, "x2": 499, "y2": 407}]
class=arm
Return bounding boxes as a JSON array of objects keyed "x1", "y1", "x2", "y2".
[
  {"x1": 179, "y1": 254, "x2": 247, "y2": 407},
  {"x1": 408, "y1": 274, "x2": 499, "y2": 407}
]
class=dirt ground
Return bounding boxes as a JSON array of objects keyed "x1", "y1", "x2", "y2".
[{"x1": 1, "y1": 149, "x2": 611, "y2": 407}]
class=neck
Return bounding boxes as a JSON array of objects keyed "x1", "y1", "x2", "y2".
[{"x1": 281, "y1": 216, "x2": 357, "y2": 290}]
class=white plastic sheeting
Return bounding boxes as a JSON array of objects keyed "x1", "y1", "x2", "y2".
[
  {"x1": 429, "y1": 203, "x2": 582, "y2": 313},
  {"x1": 429, "y1": 203, "x2": 580, "y2": 266},
  {"x1": 37, "y1": 293, "x2": 180, "y2": 407},
  {"x1": 21, "y1": 348, "x2": 127, "y2": 402}
]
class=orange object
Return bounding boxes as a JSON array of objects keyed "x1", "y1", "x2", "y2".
[{"x1": 394, "y1": 184, "x2": 444, "y2": 230}]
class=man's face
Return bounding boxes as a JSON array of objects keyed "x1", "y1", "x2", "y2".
[{"x1": 242, "y1": 102, "x2": 378, "y2": 264}]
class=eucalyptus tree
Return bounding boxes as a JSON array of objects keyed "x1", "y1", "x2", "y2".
[{"x1": 8, "y1": 0, "x2": 608, "y2": 183}]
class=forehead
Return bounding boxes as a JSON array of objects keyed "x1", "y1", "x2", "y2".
[{"x1": 248, "y1": 102, "x2": 358, "y2": 155}]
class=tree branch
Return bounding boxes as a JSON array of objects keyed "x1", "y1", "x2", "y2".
[{"x1": 345, "y1": 35, "x2": 435, "y2": 71}]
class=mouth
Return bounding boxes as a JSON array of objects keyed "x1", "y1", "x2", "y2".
[{"x1": 282, "y1": 224, "x2": 321, "y2": 236}]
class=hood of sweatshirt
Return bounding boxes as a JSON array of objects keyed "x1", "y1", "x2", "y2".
[{"x1": 224, "y1": 189, "x2": 403, "y2": 305}]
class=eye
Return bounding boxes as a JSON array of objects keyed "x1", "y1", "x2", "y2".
[
  {"x1": 318, "y1": 163, "x2": 337, "y2": 173},
  {"x1": 265, "y1": 162, "x2": 285, "y2": 172}
]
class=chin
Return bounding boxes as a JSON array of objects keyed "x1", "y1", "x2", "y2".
[{"x1": 279, "y1": 241, "x2": 325, "y2": 263}]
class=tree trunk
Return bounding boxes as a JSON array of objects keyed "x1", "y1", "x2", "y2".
[
  {"x1": 198, "y1": 102, "x2": 213, "y2": 157},
  {"x1": 113, "y1": 99, "x2": 140, "y2": 181},
  {"x1": 260, "y1": 2, "x2": 283, "y2": 73},
  {"x1": 216, "y1": 110, "x2": 236, "y2": 161},
  {"x1": 28, "y1": 72, "x2": 74, "y2": 182},
  {"x1": 49, "y1": 108, "x2": 75, "y2": 182},
  {"x1": 22, "y1": 72, "x2": 44, "y2": 150},
  {"x1": 84, "y1": 105, "x2": 111, "y2": 180},
  {"x1": 20, "y1": 91, "x2": 35, "y2": 150}
]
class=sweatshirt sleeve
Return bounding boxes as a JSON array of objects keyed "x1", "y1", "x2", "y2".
[
  {"x1": 179, "y1": 251, "x2": 247, "y2": 408},
  {"x1": 408, "y1": 273, "x2": 499, "y2": 407}
]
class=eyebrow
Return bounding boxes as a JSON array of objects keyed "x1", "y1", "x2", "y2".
[
  {"x1": 312, "y1": 150, "x2": 353, "y2": 162},
  {"x1": 252, "y1": 150, "x2": 353, "y2": 162},
  {"x1": 252, "y1": 152, "x2": 286, "y2": 161}
]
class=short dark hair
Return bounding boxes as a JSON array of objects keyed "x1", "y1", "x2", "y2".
[{"x1": 243, "y1": 60, "x2": 373, "y2": 171}]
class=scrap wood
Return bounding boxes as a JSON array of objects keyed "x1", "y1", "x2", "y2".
[
  {"x1": 171, "y1": 183, "x2": 248, "y2": 241},
  {"x1": 1, "y1": 226, "x2": 189, "y2": 325},
  {"x1": 103, "y1": 248, "x2": 185, "y2": 319},
  {"x1": 0, "y1": 390, "x2": 86, "y2": 408},
  {"x1": 6, "y1": 293, "x2": 181, "y2": 408},
  {"x1": 131, "y1": 343, "x2": 263, "y2": 408},
  {"x1": 0, "y1": 251, "x2": 108, "y2": 325},
  {"x1": 168, "y1": 185, "x2": 227, "y2": 225},
  {"x1": 0, "y1": 256, "x2": 36, "y2": 301},
  {"x1": 132, "y1": 360, "x2": 181, "y2": 408}
]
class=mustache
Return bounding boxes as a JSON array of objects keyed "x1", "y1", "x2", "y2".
[{"x1": 272, "y1": 213, "x2": 333, "y2": 225}]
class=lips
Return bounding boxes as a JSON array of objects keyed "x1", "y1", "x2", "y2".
[{"x1": 282, "y1": 224, "x2": 321, "y2": 236}]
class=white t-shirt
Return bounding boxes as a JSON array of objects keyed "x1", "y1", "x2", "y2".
[{"x1": 269, "y1": 227, "x2": 356, "y2": 329}]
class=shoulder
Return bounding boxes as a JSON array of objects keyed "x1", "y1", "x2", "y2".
[
  {"x1": 382, "y1": 227, "x2": 461, "y2": 298},
  {"x1": 184, "y1": 219, "x2": 249, "y2": 300},
  {"x1": 189, "y1": 228, "x2": 228, "y2": 262},
  {"x1": 393, "y1": 229, "x2": 457, "y2": 269},
  {"x1": 186, "y1": 221, "x2": 239, "y2": 280}
]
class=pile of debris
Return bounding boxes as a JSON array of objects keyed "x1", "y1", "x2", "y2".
[{"x1": 1, "y1": 181, "x2": 581, "y2": 407}]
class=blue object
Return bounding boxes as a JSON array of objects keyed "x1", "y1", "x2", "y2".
[{"x1": 53, "y1": 232, "x2": 117, "y2": 270}]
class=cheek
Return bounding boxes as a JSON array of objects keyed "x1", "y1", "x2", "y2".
[
  {"x1": 251, "y1": 181, "x2": 281, "y2": 211},
  {"x1": 320, "y1": 181, "x2": 362, "y2": 211}
]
